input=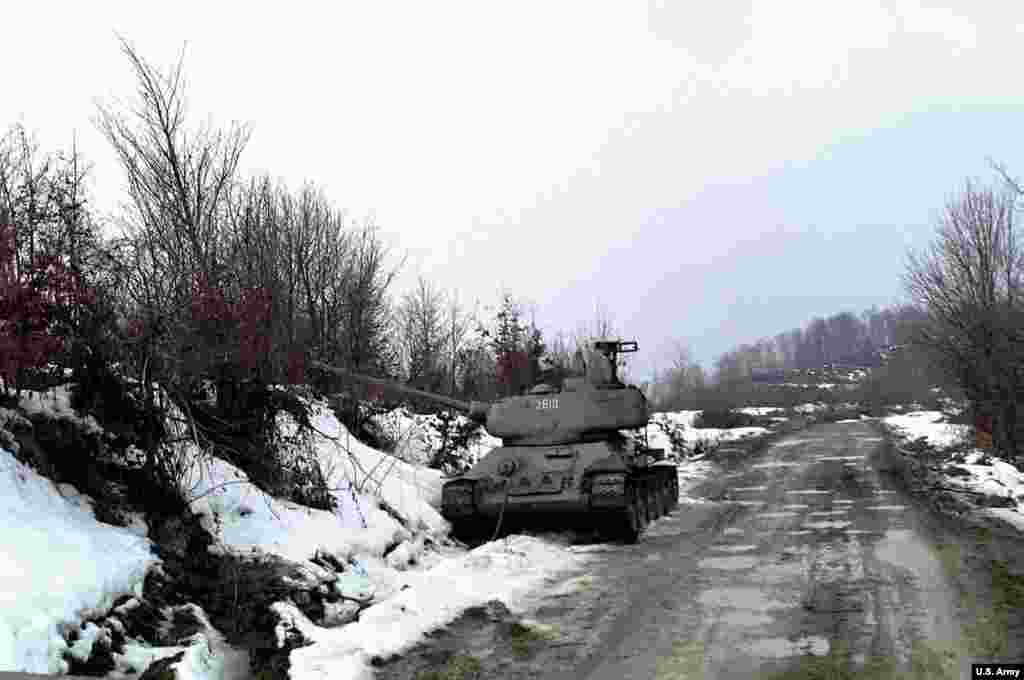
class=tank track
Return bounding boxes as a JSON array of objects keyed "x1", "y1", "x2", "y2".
[
  {"x1": 607, "y1": 465, "x2": 679, "y2": 544},
  {"x1": 448, "y1": 466, "x2": 680, "y2": 546}
]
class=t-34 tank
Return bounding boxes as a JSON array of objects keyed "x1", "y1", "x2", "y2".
[{"x1": 312, "y1": 340, "x2": 678, "y2": 543}]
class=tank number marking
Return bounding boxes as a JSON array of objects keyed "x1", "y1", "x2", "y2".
[{"x1": 535, "y1": 398, "x2": 559, "y2": 410}]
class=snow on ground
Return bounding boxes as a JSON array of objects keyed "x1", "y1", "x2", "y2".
[
  {"x1": 0, "y1": 447, "x2": 158, "y2": 674},
  {"x1": 883, "y1": 411, "x2": 969, "y2": 449},
  {"x1": 184, "y1": 397, "x2": 452, "y2": 570},
  {"x1": 649, "y1": 411, "x2": 702, "y2": 429},
  {"x1": 701, "y1": 427, "x2": 772, "y2": 442},
  {"x1": 106, "y1": 604, "x2": 251, "y2": 680},
  {"x1": 736, "y1": 407, "x2": 784, "y2": 416},
  {"x1": 370, "y1": 407, "x2": 501, "y2": 468},
  {"x1": 948, "y1": 451, "x2": 1024, "y2": 509},
  {"x1": 284, "y1": 534, "x2": 591, "y2": 680},
  {"x1": 643, "y1": 410, "x2": 772, "y2": 456},
  {"x1": 793, "y1": 402, "x2": 830, "y2": 414},
  {"x1": 884, "y1": 409, "x2": 1024, "y2": 529}
]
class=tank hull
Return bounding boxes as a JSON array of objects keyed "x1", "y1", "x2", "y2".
[{"x1": 441, "y1": 439, "x2": 679, "y2": 543}]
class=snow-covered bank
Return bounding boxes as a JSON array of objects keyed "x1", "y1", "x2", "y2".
[
  {"x1": 882, "y1": 410, "x2": 1024, "y2": 532},
  {"x1": 0, "y1": 448, "x2": 158, "y2": 674},
  {"x1": 0, "y1": 390, "x2": 589, "y2": 680},
  {"x1": 369, "y1": 407, "x2": 501, "y2": 469},
  {"x1": 284, "y1": 535, "x2": 590, "y2": 680}
]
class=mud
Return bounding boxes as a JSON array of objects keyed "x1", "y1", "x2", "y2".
[{"x1": 374, "y1": 421, "x2": 1024, "y2": 680}]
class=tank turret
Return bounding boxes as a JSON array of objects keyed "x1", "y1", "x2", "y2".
[{"x1": 313, "y1": 340, "x2": 649, "y2": 446}]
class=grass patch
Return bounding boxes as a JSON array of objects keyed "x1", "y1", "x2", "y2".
[
  {"x1": 764, "y1": 639, "x2": 853, "y2": 680},
  {"x1": 930, "y1": 543, "x2": 962, "y2": 578},
  {"x1": 656, "y1": 639, "x2": 705, "y2": 680},
  {"x1": 506, "y1": 620, "x2": 559, "y2": 658},
  {"x1": 573, "y1": 575, "x2": 593, "y2": 592},
  {"x1": 414, "y1": 654, "x2": 483, "y2": 680},
  {"x1": 961, "y1": 558, "x2": 1024, "y2": 657},
  {"x1": 974, "y1": 526, "x2": 994, "y2": 546},
  {"x1": 756, "y1": 638, "x2": 960, "y2": 680},
  {"x1": 991, "y1": 559, "x2": 1024, "y2": 609},
  {"x1": 907, "y1": 640, "x2": 959, "y2": 680}
]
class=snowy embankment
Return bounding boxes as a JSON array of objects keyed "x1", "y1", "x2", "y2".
[
  {"x1": 0, "y1": 389, "x2": 590, "y2": 680},
  {"x1": 0, "y1": 444, "x2": 157, "y2": 674},
  {"x1": 369, "y1": 406, "x2": 502, "y2": 469},
  {"x1": 883, "y1": 410, "x2": 1024, "y2": 532},
  {"x1": 643, "y1": 410, "x2": 770, "y2": 455}
]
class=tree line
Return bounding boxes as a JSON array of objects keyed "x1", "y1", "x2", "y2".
[{"x1": 649, "y1": 304, "x2": 930, "y2": 406}]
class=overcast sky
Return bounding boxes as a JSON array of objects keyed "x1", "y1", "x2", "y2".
[{"x1": 5, "y1": 1, "x2": 1024, "y2": 381}]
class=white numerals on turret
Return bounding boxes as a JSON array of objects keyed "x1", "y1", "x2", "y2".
[{"x1": 535, "y1": 398, "x2": 559, "y2": 410}]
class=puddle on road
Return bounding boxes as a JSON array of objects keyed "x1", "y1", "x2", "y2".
[
  {"x1": 698, "y1": 586, "x2": 786, "y2": 610},
  {"x1": 802, "y1": 521, "x2": 852, "y2": 530},
  {"x1": 712, "y1": 544, "x2": 758, "y2": 553},
  {"x1": 875, "y1": 529, "x2": 934, "y2": 572},
  {"x1": 732, "y1": 486, "x2": 769, "y2": 492},
  {"x1": 757, "y1": 561, "x2": 807, "y2": 584},
  {"x1": 698, "y1": 556, "x2": 761, "y2": 570},
  {"x1": 721, "y1": 610, "x2": 775, "y2": 626},
  {"x1": 745, "y1": 635, "x2": 830, "y2": 659}
]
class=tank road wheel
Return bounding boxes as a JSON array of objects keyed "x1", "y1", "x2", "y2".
[
  {"x1": 657, "y1": 475, "x2": 670, "y2": 517},
  {"x1": 650, "y1": 478, "x2": 665, "y2": 520},
  {"x1": 639, "y1": 482, "x2": 652, "y2": 526},
  {"x1": 616, "y1": 487, "x2": 642, "y2": 544},
  {"x1": 651, "y1": 477, "x2": 659, "y2": 520}
]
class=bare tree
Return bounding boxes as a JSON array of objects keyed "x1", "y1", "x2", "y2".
[
  {"x1": 443, "y1": 290, "x2": 471, "y2": 395},
  {"x1": 904, "y1": 178, "x2": 1024, "y2": 461},
  {"x1": 0, "y1": 124, "x2": 56, "y2": 281},
  {"x1": 95, "y1": 39, "x2": 251, "y2": 392},
  {"x1": 396, "y1": 276, "x2": 446, "y2": 388}
]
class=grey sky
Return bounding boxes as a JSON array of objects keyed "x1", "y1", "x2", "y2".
[{"x1": 5, "y1": 2, "x2": 1023, "y2": 381}]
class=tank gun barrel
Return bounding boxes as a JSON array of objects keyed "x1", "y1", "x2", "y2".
[{"x1": 311, "y1": 360, "x2": 480, "y2": 415}]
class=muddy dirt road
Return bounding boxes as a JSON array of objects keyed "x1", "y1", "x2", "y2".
[{"x1": 378, "y1": 421, "x2": 1024, "y2": 680}]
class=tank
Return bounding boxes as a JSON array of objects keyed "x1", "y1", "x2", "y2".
[{"x1": 311, "y1": 340, "x2": 678, "y2": 544}]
